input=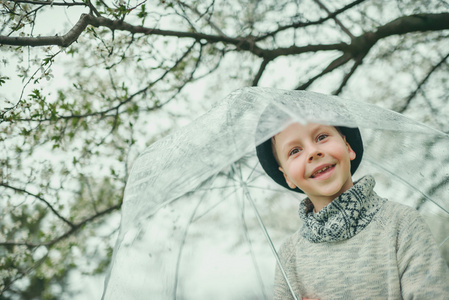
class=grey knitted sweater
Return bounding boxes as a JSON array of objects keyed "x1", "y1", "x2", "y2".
[{"x1": 274, "y1": 176, "x2": 449, "y2": 299}]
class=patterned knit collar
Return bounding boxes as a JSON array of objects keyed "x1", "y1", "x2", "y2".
[{"x1": 299, "y1": 175, "x2": 386, "y2": 243}]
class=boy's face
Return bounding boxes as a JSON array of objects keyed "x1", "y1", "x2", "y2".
[{"x1": 273, "y1": 122, "x2": 356, "y2": 204}]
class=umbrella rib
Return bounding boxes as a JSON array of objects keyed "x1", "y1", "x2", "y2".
[
  {"x1": 246, "y1": 160, "x2": 260, "y2": 181},
  {"x1": 439, "y1": 234, "x2": 449, "y2": 248},
  {"x1": 238, "y1": 158, "x2": 266, "y2": 176},
  {"x1": 243, "y1": 160, "x2": 265, "y2": 184},
  {"x1": 242, "y1": 184, "x2": 299, "y2": 300},
  {"x1": 239, "y1": 189, "x2": 269, "y2": 300},
  {"x1": 237, "y1": 160, "x2": 245, "y2": 182},
  {"x1": 172, "y1": 173, "x2": 222, "y2": 298},
  {"x1": 246, "y1": 173, "x2": 267, "y2": 185},
  {"x1": 191, "y1": 184, "x2": 239, "y2": 223},
  {"x1": 365, "y1": 158, "x2": 449, "y2": 215},
  {"x1": 194, "y1": 184, "x2": 241, "y2": 191},
  {"x1": 246, "y1": 184, "x2": 289, "y2": 193}
]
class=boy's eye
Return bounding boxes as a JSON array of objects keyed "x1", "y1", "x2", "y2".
[
  {"x1": 316, "y1": 134, "x2": 328, "y2": 142},
  {"x1": 288, "y1": 148, "x2": 301, "y2": 156}
]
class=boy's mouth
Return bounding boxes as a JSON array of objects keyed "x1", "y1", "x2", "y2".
[{"x1": 311, "y1": 164, "x2": 335, "y2": 178}]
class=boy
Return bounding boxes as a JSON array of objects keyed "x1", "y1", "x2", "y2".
[{"x1": 256, "y1": 120, "x2": 449, "y2": 299}]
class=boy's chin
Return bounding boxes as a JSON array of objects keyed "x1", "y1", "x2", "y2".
[{"x1": 306, "y1": 180, "x2": 353, "y2": 200}]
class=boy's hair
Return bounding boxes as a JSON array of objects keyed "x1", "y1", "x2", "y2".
[
  {"x1": 256, "y1": 124, "x2": 364, "y2": 194},
  {"x1": 270, "y1": 136, "x2": 281, "y2": 167}
]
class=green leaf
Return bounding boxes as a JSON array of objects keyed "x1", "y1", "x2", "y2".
[{"x1": 0, "y1": 76, "x2": 9, "y2": 86}]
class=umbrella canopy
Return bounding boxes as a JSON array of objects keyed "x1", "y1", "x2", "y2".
[{"x1": 102, "y1": 87, "x2": 449, "y2": 299}]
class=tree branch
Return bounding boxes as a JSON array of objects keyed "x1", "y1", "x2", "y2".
[
  {"x1": 7, "y1": 42, "x2": 197, "y2": 124},
  {"x1": 252, "y1": 58, "x2": 270, "y2": 86},
  {"x1": 313, "y1": 0, "x2": 355, "y2": 39},
  {"x1": 376, "y1": 13, "x2": 449, "y2": 38},
  {"x1": 399, "y1": 52, "x2": 449, "y2": 113},
  {"x1": 0, "y1": 203, "x2": 121, "y2": 248},
  {"x1": 0, "y1": 251, "x2": 50, "y2": 295},
  {"x1": 177, "y1": 0, "x2": 227, "y2": 37},
  {"x1": 295, "y1": 13, "x2": 449, "y2": 90},
  {"x1": 5, "y1": 0, "x2": 88, "y2": 6},
  {"x1": 296, "y1": 53, "x2": 352, "y2": 90},
  {"x1": 255, "y1": 0, "x2": 367, "y2": 41},
  {"x1": 333, "y1": 55, "x2": 364, "y2": 95},
  {"x1": 1, "y1": 12, "x2": 448, "y2": 63},
  {"x1": 275, "y1": 13, "x2": 449, "y2": 60},
  {"x1": 0, "y1": 182, "x2": 75, "y2": 228},
  {"x1": 0, "y1": 13, "x2": 91, "y2": 47}
]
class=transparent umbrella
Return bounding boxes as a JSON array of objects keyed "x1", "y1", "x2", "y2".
[{"x1": 102, "y1": 87, "x2": 449, "y2": 299}]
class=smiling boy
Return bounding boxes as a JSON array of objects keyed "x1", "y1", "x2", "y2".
[
  {"x1": 273, "y1": 123, "x2": 355, "y2": 212},
  {"x1": 256, "y1": 120, "x2": 449, "y2": 299}
]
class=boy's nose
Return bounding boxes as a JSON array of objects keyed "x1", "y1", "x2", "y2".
[{"x1": 308, "y1": 151, "x2": 323, "y2": 162}]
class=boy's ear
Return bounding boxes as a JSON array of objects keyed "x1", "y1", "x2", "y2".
[
  {"x1": 279, "y1": 167, "x2": 297, "y2": 189},
  {"x1": 345, "y1": 139, "x2": 356, "y2": 161},
  {"x1": 340, "y1": 134, "x2": 356, "y2": 161}
]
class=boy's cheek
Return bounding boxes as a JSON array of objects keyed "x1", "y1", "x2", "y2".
[{"x1": 286, "y1": 167, "x2": 305, "y2": 187}]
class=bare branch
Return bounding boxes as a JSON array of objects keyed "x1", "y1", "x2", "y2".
[
  {"x1": 399, "y1": 52, "x2": 449, "y2": 113},
  {"x1": 268, "y1": 13, "x2": 449, "y2": 60},
  {"x1": 295, "y1": 13, "x2": 449, "y2": 91},
  {"x1": 44, "y1": 202, "x2": 121, "y2": 247},
  {"x1": 296, "y1": 53, "x2": 352, "y2": 90},
  {"x1": 2, "y1": 12, "x2": 447, "y2": 66},
  {"x1": 252, "y1": 58, "x2": 270, "y2": 86},
  {"x1": 333, "y1": 56, "x2": 364, "y2": 95},
  {"x1": 0, "y1": 13, "x2": 266, "y2": 55},
  {"x1": 86, "y1": 0, "x2": 101, "y2": 17},
  {"x1": 177, "y1": 0, "x2": 227, "y2": 37},
  {"x1": 376, "y1": 13, "x2": 449, "y2": 38},
  {"x1": 0, "y1": 13, "x2": 90, "y2": 47},
  {"x1": 264, "y1": 43, "x2": 348, "y2": 58},
  {"x1": 0, "y1": 203, "x2": 121, "y2": 248},
  {"x1": 313, "y1": 0, "x2": 355, "y2": 39},
  {"x1": 255, "y1": 0, "x2": 367, "y2": 41},
  {"x1": 5, "y1": 0, "x2": 88, "y2": 7},
  {"x1": 0, "y1": 182, "x2": 75, "y2": 228}
]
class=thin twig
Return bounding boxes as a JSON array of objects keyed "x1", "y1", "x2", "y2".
[
  {"x1": 313, "y1": 0, "x2": 355, "y2": 39},
  {"x1": 177, "y1": 0, "x2": 227, "y2": 37},
  {"x1": 4, "y1": 0, "x2": 88, "y2": 7},
  {"x1": 333, "y1": 55, "x2": 364, "y2": 95},
  {"x1": 399, "y1": 52, "x2": 449, "y2": 113},
  {"x1": 255, "y1": 0, "x2": 366, "y2": 41},
  {"x1": 0, "y1": 182, "x2": 75, "y2": 228},
  {"x1": 0, "y1": 202, "x2": 121, "y2": 248},
  {"x1": 296, "y1": 53, "x2": 352, "y2": 90}
]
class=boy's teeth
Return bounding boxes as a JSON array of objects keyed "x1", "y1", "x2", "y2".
[{"x1": 313, "y1": 166, "x2": 330, "y2": 177}]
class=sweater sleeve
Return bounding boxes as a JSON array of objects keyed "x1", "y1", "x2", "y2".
[
  {"x1": 396, "y1": 208, "x2": 449, "y2": 299},
  {"x1": 273, "y1": 237, "x2": 298, "y2": 300}
]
